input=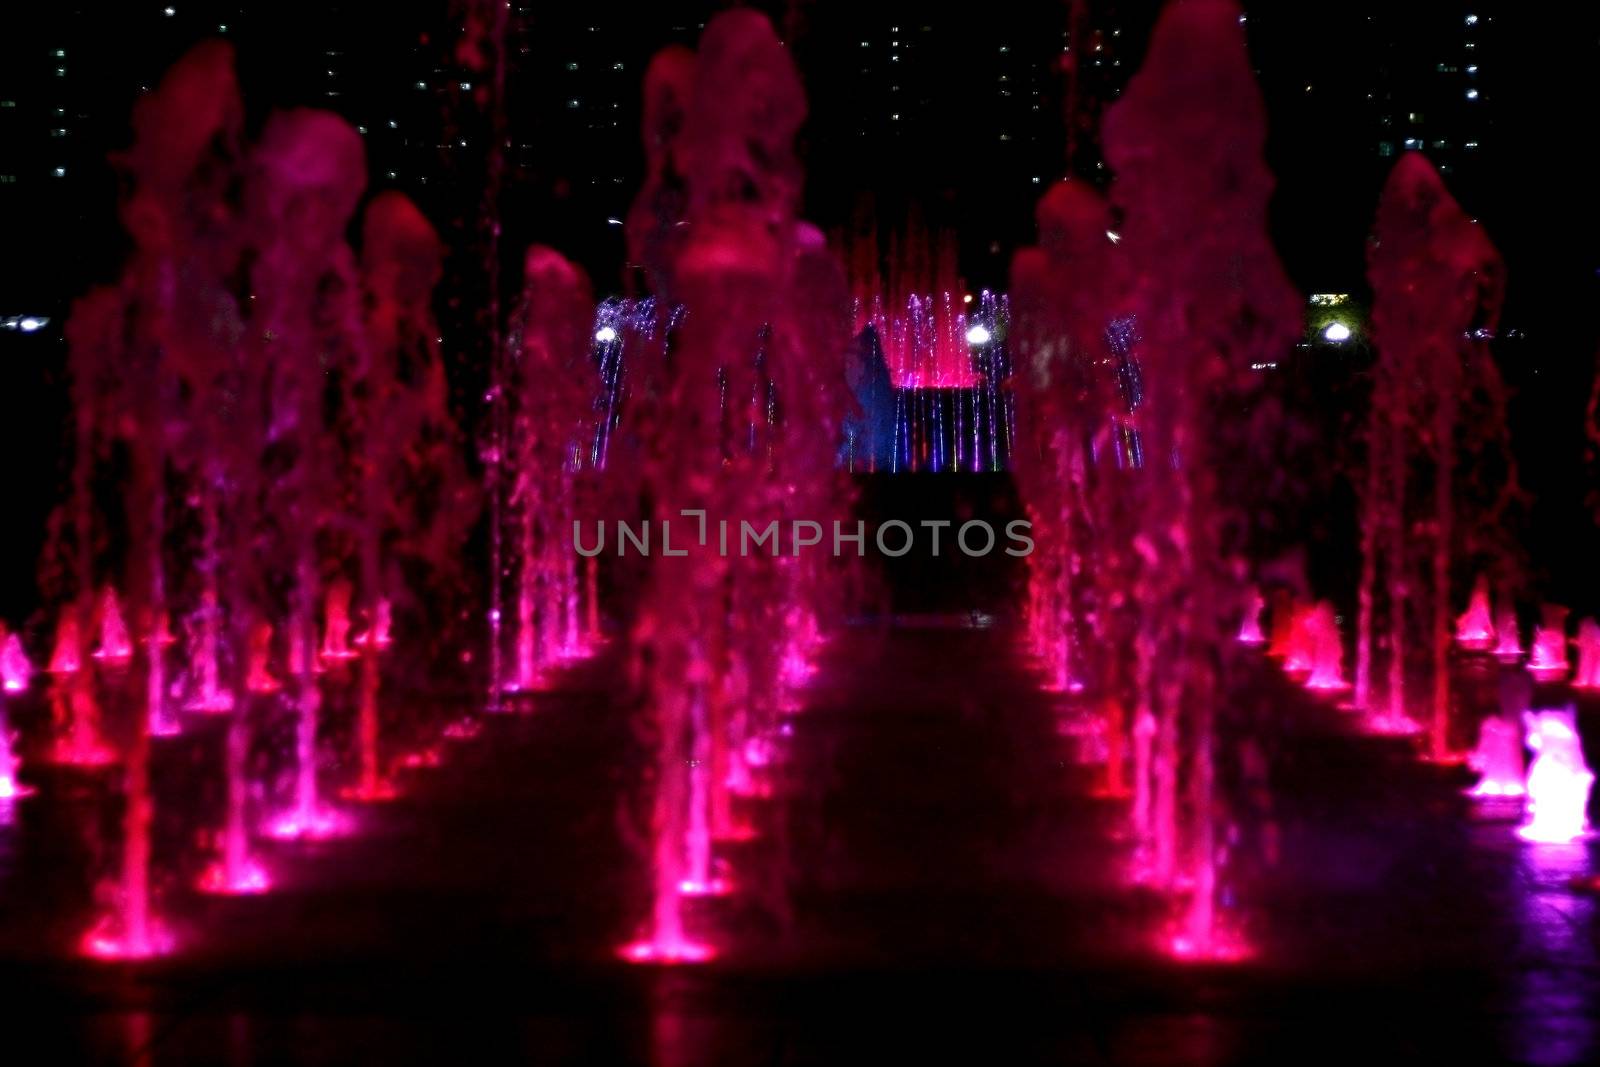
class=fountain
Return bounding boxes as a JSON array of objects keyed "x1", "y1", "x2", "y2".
[
  {"x1": 1494, "y1": 606, "x2": 1525, "y2": 661},
  {"x1": 92, "y1": 588, "x2": 133, "y2": 664},
  {"x1": 1467, "y1": 714, "x2": 1526, "y2": 798},
  {"x1": 1237, "y1": 591, "x2": 1267, "y2": 645},
  {"x1": 1519, "y1": 706, "x2": 1594, "y2": 844},
  {"x1": 1358, "y1": 150, "x2": 1509, "y2": 762},
  {"x1": 1304, "y1": 601, "x2": 1348, "y2": 692},
  {"x1": 1571, "y1": 618, "x2": 1600, "y2": 689},
  {"x1": 1528, "y1": 606, "x2": 1571, "y2": 682},
  {"x1": 1, "y1": 631, "x2": 30, "y2": 692},
  {"x1": 1092, "y1": 0, "x2": 1298, "y2": 958},
  {"x1": 618, "y1": 10, "x2": 849, "y2": 964},
  {"x1": 1456, "y1": 577, "x2": 1496, "y2": 650}
]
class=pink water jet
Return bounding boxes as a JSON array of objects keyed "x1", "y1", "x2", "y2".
[
  {"x1": 184, "y1": 590, "x2": 233, "y2": 713},
  {"x1": 1467, "y1": 715, "x2": 1526, "y2": 798},
  {"x1": 1, "y1": 632, "x2": 31, "y2": 692},
  {"x1": 1572, "y1": 618, "x2": 1600, "y2": 689},
  {"x1": 93, "y1": 588, "x2": 133, "y2": 664},
  {"x1": 1456, "y1": 578, "x2": 1496, "y2": 651},
  {"x1": 48, "y1": 611, "x2": 82, "y2": 674},
  {"x1": 1494, "y1": 606, "x2": 1524, "y2": 660},
  {"x1": 0, "y1": 713, "x2": 32, "y2": 800},
  {"x1": 1528, "y1": 607, "x2": 1571, "y2": 682},
  {"x1": 49, "y1": 679, "x2": 116, "y2": 767},
  {"x1": 1519, "y1": 707, "x2": 1593, "y2": 844},
  {"x1": 1280, "y1": 601, "x2": 1315, "y2": 676},
  {"x1": 1304, "y1": 601, "x2": 1349, "y2": 692},
  {"x1": 244, "y1": 622, "x2": 281, "y2": 693},
  {"x1": 320, "y1": 579, "x2": 358, "y2": 663},
  {"x1": 196, "y1": 856, "x2": 272, "y2": 896},
  {"x1": 1237, "y1": 591, "x2": 1266, "y2": 645}
]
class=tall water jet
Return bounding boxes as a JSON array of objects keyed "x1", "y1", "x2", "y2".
[
  {"x1": 1100, "y1": 0, "x2": 1299, "y2": 958},
  {"x1": 503, "y1": 246, "x2": 599, "y2": 694},
  {"x1": 338, "y1": 190, "x2": 466, "y2": 800},
  {"x1": 247, "y1": 106, "x2": 366, "y2": 840},
  {"x1": 1361, "y1": 151, "x2": 1509, "y2": 758},
  {"x1": 620, "y1": 10, "x2": 847, "y2": 962}
]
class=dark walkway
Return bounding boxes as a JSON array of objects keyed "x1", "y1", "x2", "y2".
[{"x1": 3, "y1": 620, "x2": 1600, "y2": 1064}]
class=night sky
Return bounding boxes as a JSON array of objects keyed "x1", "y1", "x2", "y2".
[{"x1": 2, "y1": 0, "x2": 1598, "y2": 614}]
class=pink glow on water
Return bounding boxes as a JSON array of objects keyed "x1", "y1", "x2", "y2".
[
  {"x1": 92, "y1": 589, "x2": 133, "y2": 663},
  {"x1": 1164, "y1": 925, "x2": 1253, "y2": 965},
  {"x1": 263, "y1": 805, "x2": 352, "y2": 841},
  {"x1": 80, "y1": 914, "x2": 175, "y2": 962},
  {"x1": 617, "y1": 937, "x2": 716, "y2": 965},
  {"x1": 196, "y1": 857, "x2": 272, "y2": 896},
  {"x1": 340, "y1": 779, "x2": 401, "y2": 803},
  {"x1": 1279, "y1": 602, "x2": 1315, "y2": 675}
]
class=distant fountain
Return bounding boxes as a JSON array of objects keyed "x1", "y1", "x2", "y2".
[
  {"x1": 1237, "y1": 591, "x2": 1266, "y2": 645},
  {"x1": 92, "y1": 588, "x2": 133, "y2": 664},
  {"x1": 320, "y1": 579, "x2": 358, "y2": 664},
  {"x1": 1, "y1": 632, "x2": 30, "y2": 692},
  {"x1": 1304, "y1": 601, "x2": 1348, "y2": 692},
  {"x1": 1467, "y1": 715, "x2": 1526, "y2": 798},
  {"x1": 1495, "y1": 606, "x2": 1524, "y2": 661},
  {"x1": 48, "y1": 611, "x2": 81, "y2": 674},
  {"x1": 1519, "y1": 706, "x2": 1593, "y2": 844},
  {"x1": 1572, "y1": 618, "x2": 1600, "y2": 689},
  {"x1": 1528, "y1": 606, "x2": 1571, "y2": 682},
  {"x1": 1456, "y1": 577, "x2": 1496, "y2": 651}
]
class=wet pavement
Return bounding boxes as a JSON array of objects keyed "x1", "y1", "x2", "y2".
[{"x1": 3, "y1": 619, "x2": 1600, "y2": 1065}]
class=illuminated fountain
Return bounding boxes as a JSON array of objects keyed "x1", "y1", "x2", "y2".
[
  {"x1": 1356, "y1": 151, "x2": 1510, "y2": 761},
  {"x1": 1304, "y1": 601, "x2": 1348, "y2": 692},
  {"x1": 92, "y1": 588, "x2": 133, "y2": 664},
  {"x1": 1093, "y1": 0, "x2": 1299, "y2": 959},
  {"x1": 1456, "y1": 577, "x2": 1496, "y2": 651},
  {"x1": 1467, "y1": 713, "x2": 1526, "y2": 799},
  {"x1": 48, "y1": 610, "x2": 81, "y2": 674},
  {"x1": 1518, "y1": 706, "x2": 1593, "y2": 844},
  {"x1": 1, "y1": 631, "x2": 30, "y2": 692},
  {"x1": 1237, "y1": 590, "x2": 1267, "y2": 645},
  {"x1": 1527, "y1": 606, "x2": 1571, "y2": 683},
  {"x1": 503, "y1": 245, "x2": 600, "y2": 695},
  {"x1": 619, "y1": 11, "x2": 849, "y2": 963},
  {"x1": 1571, "y1": 617, "x2": 1600, "y2": 690},
  {"x1": 1494, "y1": 605, "x2": 1524, "y2": 661},
  {"x1": 0, "y1": 707, "x2": 30, "y2": 801}
]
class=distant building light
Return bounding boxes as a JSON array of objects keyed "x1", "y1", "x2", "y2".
[
  {"x1": 1465, "y1": 14, "x2": 1478, "y2": 25},
  {"x1": 1323, "y1": 322, "x2": 1352, "y2": 343},
  {"x1": 606, "y1": 217, "x2": 623, "y2": 226},
  {"x1": 965, "y1": 324, "x2": 992, "y2": 346},
  {"x1": 2, "y1": 316, "x2": 50, "y2": 332},
  {"x1": 1309, "y1": 294, "x2": 1350, "y2": 306},
  {"x1": 164, "y1": 6, "x2": 176, "y2": 15},
  {"x1": 53, "y1": 167, "x2": 66, "y2": 177},
  {"x1": 1466, "y1": 65, "x2": 1478, "y2": 74},
  {"x1": 1106, "y1": 230, "x2": 1121, "y2": 244},
  {"x1": 1466, "y1": 89, "x2": 1479, "y2": 100}
]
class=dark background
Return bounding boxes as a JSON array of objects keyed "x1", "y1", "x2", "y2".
[{"x1": 2, "y1": 1, "x2": 1597, "y2": 618}]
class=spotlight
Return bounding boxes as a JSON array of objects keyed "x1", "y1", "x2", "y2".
[
  {"x1": 1322, "y1": 321, "x2": 1352, "y2": 343},
  {"x1": 594, "y1": 326, "x2": 618, "y2": 344},
  {"x1": 965, "y1": 324, "x2": 991, "y2": 346}
]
